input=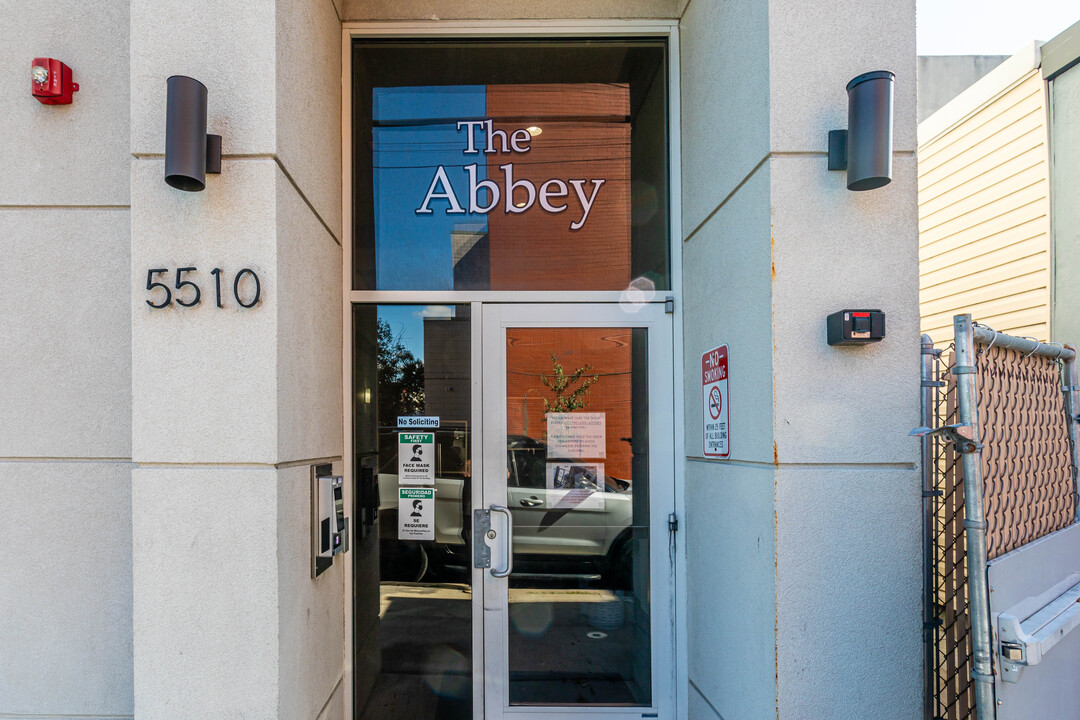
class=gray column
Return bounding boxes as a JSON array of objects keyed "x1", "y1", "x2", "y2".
[
  {"x1": 129, "y1": 1, "x2": 344, "y2": 718},
  {"x1": 680, "y1": 0, "x2": 921, "y2": 718}
]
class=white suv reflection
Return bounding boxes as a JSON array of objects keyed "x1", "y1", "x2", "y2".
[{"x1": 377, "y1": 435, "x2": 635, "y2": 583}]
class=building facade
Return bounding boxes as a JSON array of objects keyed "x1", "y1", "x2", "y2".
[
  {"x1": 917, "y1": 43, "x2": 1052, "y2": 345},
  {"x1": 917, "y1": 18, "x2": 1080, "y2": 348},
  {"x1": 0, "y1": 2, "x2": 920, "y2": 719},
  {"x1": 1045, "y1": 20, "x2": 1080, "y2": 345}
]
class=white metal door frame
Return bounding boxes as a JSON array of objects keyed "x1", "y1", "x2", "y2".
[{"x1": 479, "y1": 302, "x2": 676, "y2": 720}]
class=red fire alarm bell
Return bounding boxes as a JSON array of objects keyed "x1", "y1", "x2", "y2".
[{"x1": 31, "y1": 58, "x2": 78, "y2": 104}]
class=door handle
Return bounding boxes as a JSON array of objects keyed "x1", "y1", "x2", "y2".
[
  {"x1": 489, "y1": 504, "x2": 514, "y2": 578},
  {"x1": 519, "y1": 497, "x2": 542, "y2": 507}
]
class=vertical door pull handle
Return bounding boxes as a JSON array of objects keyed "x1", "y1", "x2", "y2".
[{"x1": 489, "y1": 504, "x2": 514, "y2": 578}]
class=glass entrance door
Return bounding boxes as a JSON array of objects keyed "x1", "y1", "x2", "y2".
[
  {"x1": 352, "y1": 302, "x2": 674, "y2": 720},
  {"x1": 480, "y1": 303, "x2": 675, "y2": 719}
]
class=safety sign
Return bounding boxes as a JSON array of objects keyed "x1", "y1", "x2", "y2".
[
  {"x1": 399, "y1": 432, "x2": 435, "y2": 485},
  {"x1": 398, "y1": 487, "x2": 434, "y2": 541},
  {"x1": 702, "y1": 344, "x2": 729, "y2": 458}
]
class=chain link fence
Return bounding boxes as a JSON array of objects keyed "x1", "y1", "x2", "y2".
[{"x1": 922, "y1": 318, "x2": 1080, "y2": 720}]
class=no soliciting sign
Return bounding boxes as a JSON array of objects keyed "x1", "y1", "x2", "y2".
[{"x1": 702, "y1": 345, "x2": 729, "y2": 458}]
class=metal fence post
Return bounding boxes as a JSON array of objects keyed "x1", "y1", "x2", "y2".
[
  {"x1": 920, "y1": 333, "x2": 938, "y2": 720},
  {"x1": 1063, "y1": 346, "x2": 1080, "y2": 523},
  {"x1": 953, "y1": 314, "x2": 995, "y2": 718}
]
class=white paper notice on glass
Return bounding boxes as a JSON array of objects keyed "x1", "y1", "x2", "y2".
[
  {"x1": 544, "y1": 462, "x2": 605, "y2": 510},
  {"x1": 545, "y1": 412, "x2": 606, "y2": 458}
]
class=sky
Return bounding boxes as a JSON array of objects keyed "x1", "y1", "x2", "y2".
[
  {"x1": 373, "y1": 86, "x2": 488, "y2": 291},
  {"x1": 918, "y1": 0, "x2": 1077, "y2": 55},
  {"x1": 378, "y1": 304, "x2": 456, "y2": 362}
]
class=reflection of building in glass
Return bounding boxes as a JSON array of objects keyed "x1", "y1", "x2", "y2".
[
  {"x1": 450, "y1": 225, "x2": 490, "y2": 290},
  {"x1": 486, "y1": 84, "x2": 631, "y2": 291},
  {"x1": 505, "y1": 328, "x2": 633, "y2": 481},
  {"x1": 422, "y1": 308, "x2": 473, "y2": 477},
  {"x1": 372, "y1": 83, "x2": 633, "y2": 291},
  {"x1": 422, "y1": 307, "x2": 472, "y2": 424},
  {"x1": 420, "y1": 316, "x2": 635, "y2": 482}
]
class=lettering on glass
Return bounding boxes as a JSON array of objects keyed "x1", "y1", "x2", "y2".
[{"x1": 415, "y1": 119, "x2": 605, "y2": 230}]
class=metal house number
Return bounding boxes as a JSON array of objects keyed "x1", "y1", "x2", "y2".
[{"x1": 144, "y1": 267, "x2": 261, "y2": 309}]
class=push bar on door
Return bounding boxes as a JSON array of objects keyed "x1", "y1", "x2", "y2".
[{"x1": 999, "y1": 574, "x2": 1080, "y2": 683}]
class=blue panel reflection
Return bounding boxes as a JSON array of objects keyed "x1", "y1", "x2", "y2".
[{"x1": 373, "y1": 86, "x2": 488, "y2": 291}]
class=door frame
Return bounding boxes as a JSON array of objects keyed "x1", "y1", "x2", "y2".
[
  {"x1": 340, "y1": 19, "x2": 686, "y2": 720},
  {"x1": 479, "y1": 302, "x2": 676, "y2": 719}
]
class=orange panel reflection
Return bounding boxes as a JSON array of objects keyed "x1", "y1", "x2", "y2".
[{"x1": 505, "y1": 327, "x2": 632, "y2": 482}]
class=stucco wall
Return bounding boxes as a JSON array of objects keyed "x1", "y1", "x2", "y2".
[
  {"x1": 129, "y1": 1, "x2": 344, "y2": 718},
  {"x1": 0, "y1": 1, "x2": 133, "y2": 717},
  {"x1": 681, "y1": 0, "x2": 921, "y2": 717}
]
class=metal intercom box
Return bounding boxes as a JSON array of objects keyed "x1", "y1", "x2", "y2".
[{"x1": 311, "y1": 463, "x2": 349, "y2": 578}]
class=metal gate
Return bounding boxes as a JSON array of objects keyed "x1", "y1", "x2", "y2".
[{"x1": 920, "y1": 315, "x2": 1080, "y2": 720}]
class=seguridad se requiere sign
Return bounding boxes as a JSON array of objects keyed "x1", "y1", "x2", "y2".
[
  {"x1": 398, "y1": 487, "x2": 435, "y2": 541},
  {"x1": 702, "y1": 344, "x2": 729, "y2": 458}
]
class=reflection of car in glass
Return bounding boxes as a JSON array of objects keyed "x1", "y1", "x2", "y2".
[{"x1": 377, "y1": 432, "x2": 635, "y2": 585}]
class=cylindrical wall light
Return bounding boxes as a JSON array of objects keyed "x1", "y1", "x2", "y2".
[
  {"x1": 165, "y1": 75, "x2": 221, "y2": 192},
  {"x1": 828, "y1": 70, "x2": 895, "y2": 191}
]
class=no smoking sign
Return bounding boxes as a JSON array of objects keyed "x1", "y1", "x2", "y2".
[{"x1": 702, "y1": 345, "x2": 729, "y2": 458}]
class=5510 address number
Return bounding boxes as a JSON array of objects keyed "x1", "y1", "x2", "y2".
[{"x1": 145, "y1": 267, "x2": 261, "y2": 309}]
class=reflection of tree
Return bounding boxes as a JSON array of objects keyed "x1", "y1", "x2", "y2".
[
  {"x1": 540, "y1": 352, "x2": 599, "y2": 413},
  {"x1": 377, "y1": 319, "x2": 424, "y2": 425}
]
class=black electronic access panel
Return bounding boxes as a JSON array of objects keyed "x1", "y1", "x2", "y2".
[{"x1": 827, "y1": 309, "x2": 885, "y2": 346}]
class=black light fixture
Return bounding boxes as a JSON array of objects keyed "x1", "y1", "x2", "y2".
[
  {"x1": 165, "y1": 75, "x2": 221, "y2": 192},
  {"x1": 828, "y1": 70, "x2": 894, "y2": 191}
]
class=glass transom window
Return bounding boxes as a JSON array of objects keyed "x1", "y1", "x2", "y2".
[{"x1": 352, "y1": 40, "x2": 669, "y2": 292}]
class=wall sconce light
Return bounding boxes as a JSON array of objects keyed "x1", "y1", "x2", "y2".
[
  {"x1": 165, "y1": 75, "x2": 221, "y2": 192},
  {"x1": 31, "y1": 58, "x2": 79, "y2": 104},
  {"x1": 828, "y1": 70, "x2": 894, "y2": 191}
]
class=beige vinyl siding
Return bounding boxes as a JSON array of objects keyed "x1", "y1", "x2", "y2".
[{"x1": 918, "y1": 69, "x2": 1051, "y2": 345}]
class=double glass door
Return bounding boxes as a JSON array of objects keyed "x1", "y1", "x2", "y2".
[{"x1": 356, "y1": 302, "x2": 675, "y2": 720}]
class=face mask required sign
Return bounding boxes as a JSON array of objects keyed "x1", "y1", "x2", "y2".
[
  {"x1": 399, "y1": 487, "x2": 435, "y2": 541},
  {"x1": 398, "y1": 432, "x2": 435, "y2": 485},
  {"x1": 702, "y1": 344, "x2": 730, "y2": 458}
]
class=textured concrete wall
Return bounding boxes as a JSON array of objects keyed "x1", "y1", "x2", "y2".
[
  {"x1": 129, "y1": 0, "x2": 343, "y2": 718},
  {"x1": 0, "y1": 0, "x2": 133, "y2": 717},
  {"x1": 681, "y1": 0, "x2": 921, "y2": 717},
  {"x1": 1050, "y1": 65, "x2": 1080, "y2": 345},
  {"x1": 680, "y1": 1, "x2": 776, "y2": 717}
]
